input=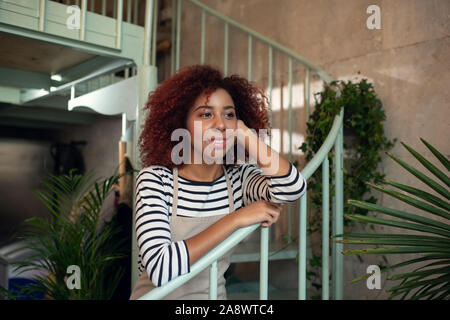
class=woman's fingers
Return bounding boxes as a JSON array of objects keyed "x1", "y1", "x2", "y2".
[
  {"x1": 262, "y1": 210, "x2": 280, "y2": 227},
  {"x1": 263, "y1": 202, "x2": 282, "y2": 226}
]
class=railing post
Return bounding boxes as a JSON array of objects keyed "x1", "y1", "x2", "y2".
[
  {"x1": 287, "y1": 58, "x2": 293, "y2": 243},
  {"x1": 134, "y1": 0, "x2": 139, "y2": 24},
  {"x1": 171, "y1": 0, "x2": 176, "y2": 74},
  {"x1": 152, "y1": 0, "x2": 158, "y2": 66},
  {"x1": 332, "y1": 109, "x2": 344, "y2": 299},
  {"x1": 80, "y1": 0, "x2": 87, "y2": 41},
  {"x1": 322, "y1": 157, "x2": 330, "y2": 300},
  {"x1": 127, "y1": 0, "x2": 132, "y2": 22},
  {"x1": 298, "y1": 195, "x2": 307, "y2": 300},
  {"x1": 224, "y1": 22, "x2": 228, "y2": 75},
  {"x1": 209, "y1": 261, "x2": 218, "y2": 300},
  {"x1": 260, "y1": 226, "x2": 269, "y2": 300},
  {"x1": 267, "y1": 45, "x2": 273, "y2": 133},
  {"x1": 200, "y1": 9, "x2": 205, "y2": 64},
  {"x1": 305, "y1": 68, "x2": 310, "y2": 121},
  {"x1": 247, "y1": 35, "x2": 252, "y2": 81},
  {"x1": 144, "y1": 0, "x2": 155, "y2": 66},
  {"x1": 176, "y1": 0, "x2": 181, "y2": 71},
  {"x1": 116, "y1": 0, "x2": 123, "y2": 49},
  {"x1": 102, "y1": 0, "x2": 107, "y2": 16},
  {"x1": 38, "y1": 0, "x2": 45, "y2": 32}
]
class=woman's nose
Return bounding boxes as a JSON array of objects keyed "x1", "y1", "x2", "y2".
[{"x1": 214, "y1": 114, "x2": 226, "y2": 130}]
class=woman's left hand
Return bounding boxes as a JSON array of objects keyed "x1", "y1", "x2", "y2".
[
  {"x1": 237, "y1": 119, "x2": 248, "y2": 131},
  {"x1": 234, "y1": 120, "x2": 251, "y2": 151}
]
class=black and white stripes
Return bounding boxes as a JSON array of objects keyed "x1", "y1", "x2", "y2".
[{"x1": 135, "y1": 162, "x2": 306, "y2": 286}]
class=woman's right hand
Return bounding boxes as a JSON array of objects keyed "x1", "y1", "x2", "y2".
[{"x1": 232, "y1": 200, "x2": 283, "y2": 228}]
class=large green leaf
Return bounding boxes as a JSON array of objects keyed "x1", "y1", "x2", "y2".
[
  {"x1": 401, "y1": 142, "x2": 450, "y2": 187},
  {"x1": 366, "y1": 182, "x2": 450, "y2": 220},
  {"x1": 334, "y1": 233, "x2": 450, "y2": 243},
  {"x1": 336, "y1": 239, "x2": 450, "y2": 248},
  {"x1": 387, "y1": 274, "x2": 450, "y2": 293},
  {"x1": 342, "y1": 246, "x2": 450, "y2": 255},
  {"x1": 348, "y1": 254, "x2": 450, "y2": 284},
  {"x1": 411, "y1": 283, "x2": 450, "y2": 300},
  {"x1": 386, "y1": 152, "x2": 450, "y2": 200},
  {"x1": 382, "y1": 180, "x2": 450, "y2": 211},
  {"x1": 338, "y1": 140, "x2": 450, "y2": 300},
  {"x1": 345, "y1": 212, "x2": 450, "y2": 238},
  {"x1": 421, "y1": 138, "x2": 450, "y2": 172},
  {"x1": 388, "y1": 266, "x2": 450, "y2": 281}
]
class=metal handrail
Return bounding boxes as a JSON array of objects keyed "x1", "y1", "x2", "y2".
[
  {"x1": 139, "y1": 0, "x2": 344, "y2": 300},
  {"x1": 140, "y1": 224, "x2": 260, "y2": 300},
  {"x1": 184, "y1": 0, "x2": 333, "y2": 83}
]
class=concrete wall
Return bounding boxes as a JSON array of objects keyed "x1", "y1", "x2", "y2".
[
  {"x1": 56, "y1": 115, "x2": 123, "y2": 223},
  {"x1": 158, "y1": 0, "x2": 450, "y2": 299},
  {"x1": 0, "y1": 115, "x2": 122, "y2": 247},
  {"x1": 0, "y1": 129, "x2": 54, "y2": 246}
]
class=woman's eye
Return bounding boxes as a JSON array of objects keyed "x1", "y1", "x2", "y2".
[{"x1": 200, "y1": 113, "x2": 235, "y2": 119}]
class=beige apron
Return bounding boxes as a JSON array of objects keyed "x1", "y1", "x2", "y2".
[{"x1": 130, "y1": 165, "x2": 235, "y2": 300}]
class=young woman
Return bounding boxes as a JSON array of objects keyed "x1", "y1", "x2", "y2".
[{"x1": 130, "y1": 65, "x2": 306, "y2": 300}]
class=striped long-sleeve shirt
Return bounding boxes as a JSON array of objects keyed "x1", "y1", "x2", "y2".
[{"x1": 135, "y1": 162, "x2": 306, "y2": 286}]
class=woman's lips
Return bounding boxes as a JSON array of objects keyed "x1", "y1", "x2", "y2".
[{"x1": 209, "y1": 138, "x2": 227, "y2": 148}]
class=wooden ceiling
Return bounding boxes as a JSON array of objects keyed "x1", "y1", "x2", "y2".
[{"x1": 0, "y1": 32, "x2": 96, "y2": 75}]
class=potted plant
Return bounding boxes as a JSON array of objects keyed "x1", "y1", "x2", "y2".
[
  {"x1": 0, "y1": 169, "x2": 130, "y2": 300},
  {"x1": 334, "y1": 138, "x2": 449, "y2": 300}
]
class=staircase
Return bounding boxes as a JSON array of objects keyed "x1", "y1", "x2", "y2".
[
  {"x1": 0, "y1": 0, "x2": 344, "y2": 300},
  {"x1": 137, "y1": 0, "x2": 345, "y2": 300}
]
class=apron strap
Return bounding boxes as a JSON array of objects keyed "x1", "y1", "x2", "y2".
[
  {"x1": 172, "y1": 165, "x2": 234, "y2": 217},
  {"x1": 222, "y1": 165, "x2": 234, "y2": 213},
  {"x1": 173, "y1": 167, "x2": 179, "y2": 217}
]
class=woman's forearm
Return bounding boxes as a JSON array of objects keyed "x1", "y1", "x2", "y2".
[{"x1": 184, "y1": 211, "x2": 240, "y2": 266}]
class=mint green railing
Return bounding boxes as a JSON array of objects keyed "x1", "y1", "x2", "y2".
[{"x1": 139, "y1": 0, "x2": 344, "y2": 300}]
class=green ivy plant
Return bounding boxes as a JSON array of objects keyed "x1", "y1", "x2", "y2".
[{"x1": 299, "y1": 76, "x2": 396, "y2": 297}]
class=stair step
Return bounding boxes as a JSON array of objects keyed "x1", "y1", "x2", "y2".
[{"x1": 231, "y1": 242, "x2": 309, "y2": 263}]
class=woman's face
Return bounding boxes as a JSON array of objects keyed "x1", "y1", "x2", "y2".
[{"x1": 185, "y1": 88, "x2": 238, "y2": 164}]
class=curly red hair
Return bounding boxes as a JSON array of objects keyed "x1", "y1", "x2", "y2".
[{"x1": 138, "y1": 64, "x2": 271, "y2": 169}]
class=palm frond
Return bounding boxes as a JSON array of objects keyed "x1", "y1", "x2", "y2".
[
  {"x1": 3, "y1": 168, "x2": 129, "y2": 300},
  {"x1": 337, "y1": 138, "x2": 450, "y2": 299},
  {"x1": 420, "y1": 138, "x2": 450, "y2": 171}
]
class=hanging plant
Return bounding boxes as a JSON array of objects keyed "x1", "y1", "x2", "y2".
[
  {"x1": 298, "y1": 76, "x2": 396, "y2": 297},
  {"x1": 300, "y1": 76, "x2": 396, "y2": 231}
]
